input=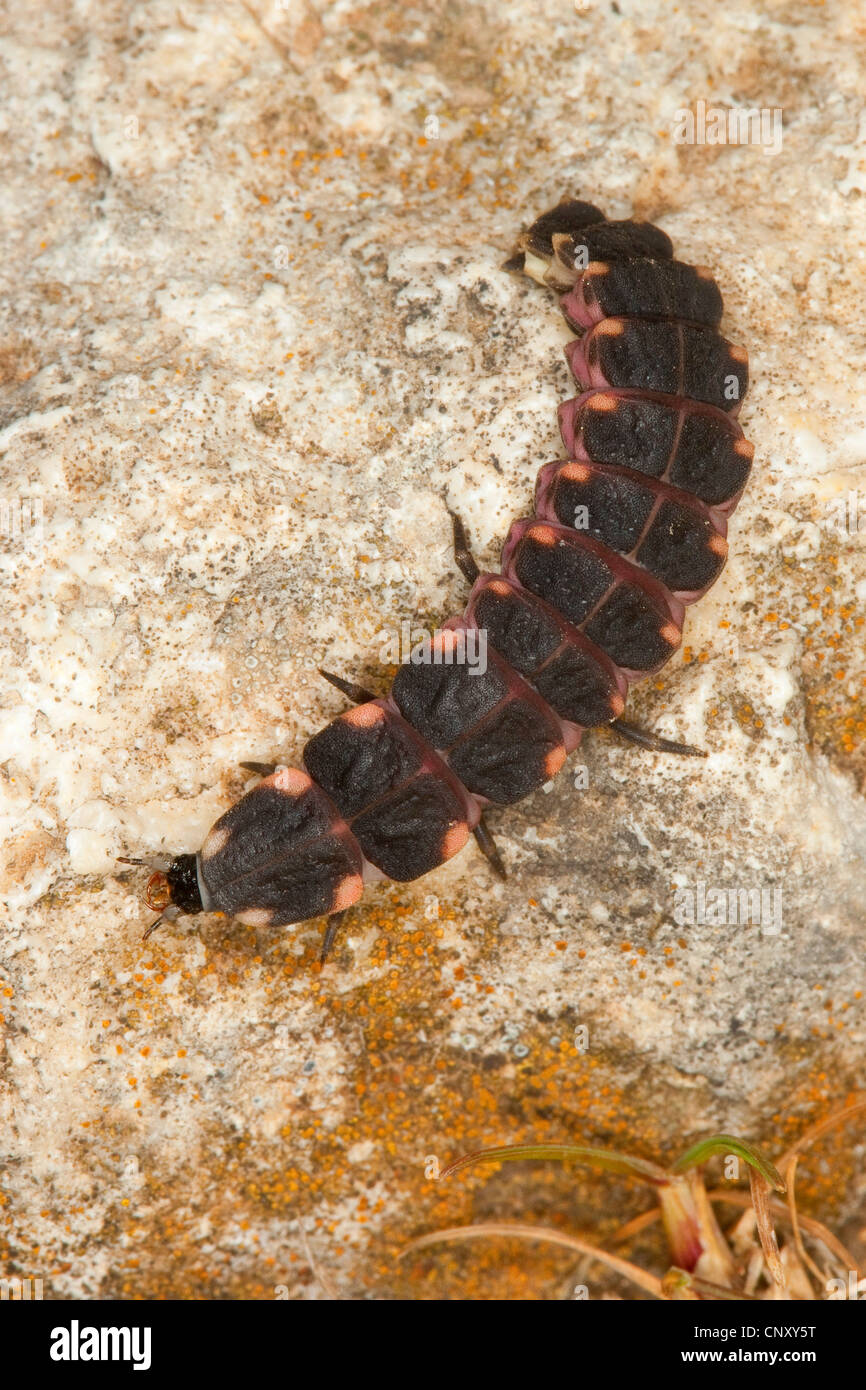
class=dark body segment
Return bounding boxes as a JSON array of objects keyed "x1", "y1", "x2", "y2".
[
  {"x1": 582, "y1": 583, "x2": 681, "y2": 673},
  {"x1": 303, "y1": 701, "x2": 472, "y2": 881},
  {"x1": 197, "y1": 769, "x2": 364, "y2": 927},
  {"x1": 504, "y1": 521, "x2": 616, "y2": 626},
  {"x1": 522, "y1": 197, "x2": 606, "y2": 257},
  {"x1": 558, "y1": 389, "x2": 753, "y2": 510},
  {"x1": 303, "y1": 700, "x2": 424, "y2": 817},
  {"x1": 537, "y1": 460, "x2": 656, "y2": 552},
  {"x1": 508, "y1": 202, "x2": 669, "y2": 275},
  {"x1": 535, "y1": 460, "x2": 728, "y2": 600},
  {"x1": 636, "y1": 498, "x2": 727, "y2": 597},
  {"x1": 351, "y1": 773, "x2": 470, "y2": 881},
  {"x1": 561, "y1": 259, "x2": 723, "y2": 330},
  {"x1": 566, "y1": 320, "x2": 749, "y2": 414},
  {"x1": 390, "y1": 634, "x2": 508, "y2": 748},
  {"x1": 675, "y1": 406, "x2": 754, "y2": 505},
  {"x1": 465, "y1": 576, "x2": 626, "y2": 729},
  {"x1": 517, "y1": 217, "x2": 675, "y2": 292},
  {"x1": 446, "y1": 696, "x2": 566, "y2": 804},
  {"x1": 391, "y1": 627, "x2": 567, "y2": 804},
  {"x1": 501, "y1": 521, "x2": 683, "y2": 675},
  {"x1": 554, "y1": 219, "x2": 674, "y2": 269}
]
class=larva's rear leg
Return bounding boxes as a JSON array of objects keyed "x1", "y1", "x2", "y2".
[
  {"x1": 447, "y1": 508, "x2": 480, "y2": 585},
  {"x1": 240, "y1": 760, "x2": 278, "y2": 777},
  {"x1": 473, "y1": 816, "x2": 508, "y2": 881},
  {"x1": 319, "y1": 669, "x2": 378, "y2": 704},
  {"x1": 320, "y1": 908, "x2": 349, "y2": 964},
  {"x1": 610, "y1": 718, "x2": 706, "y2": 758}
]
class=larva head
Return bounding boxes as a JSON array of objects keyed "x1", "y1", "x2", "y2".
[
  {"x1": 145, "y1": 854, "x2": 203, "y2": 916},
  {"x1": 503, "y1": 197, "x2": 605, "y2": 285},
  {"x1": 117, "y1": 851, "x2": 205, "y2": 939}
]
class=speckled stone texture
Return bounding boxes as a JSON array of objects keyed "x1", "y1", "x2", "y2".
[{"x1": 1, "y1": 0, "x2": 865, "y2": 1300}]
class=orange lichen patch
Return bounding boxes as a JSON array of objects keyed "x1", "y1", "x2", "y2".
[
  {"x1": 767, "y1": 557, "x2": 866, "y2": 784},
  {"x1": 732, "y1": 698, "x2": 768, "y2": 738},
  {"x1": 90, "y1": 894, "x2": 639, "y2": 1297}
]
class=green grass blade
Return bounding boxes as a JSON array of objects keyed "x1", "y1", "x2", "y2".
[
  {"x1": 671, "y1": 1135, "x2": 786, "y2": 1193},
  {"x1": 440, "y1": 1142, "x2": 669, "y2": 1185}
]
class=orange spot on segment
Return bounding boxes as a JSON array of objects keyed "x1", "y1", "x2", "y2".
[
  {"x1": 587, "y1": 392, "x2": 618, "y2": 412},
  {"x1": 441, "y1": 821, "x2": 471, "y2": 861},
  {"x1": 561, "y1": 462, "x2": 592, "y2": 483},
  {"x1": 331, "y1": 874, "x2": 364, "y2": 912},
  {"x1": 527, "y1": 524, "x2": 558, "y2": 546},
  {"x1": 201, "y1": 826, "x2": 230, "y2": 861},
  {"x1": 342, "y1": 703, "x2": 386, "y2": 728},
  {"x1": 237, "y1": 908, "x2": 274, "y2": 928},
  {"x1": 661, "y1": 623, "x2": 682, "y2": 648},
  {"x1": 544, "y1": 745, "x2": 567, "y2": 778},
  {"x1": 272, "y1": 766, "x2": 313, "y2": 795}
]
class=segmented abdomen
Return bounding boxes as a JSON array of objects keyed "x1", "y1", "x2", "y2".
[{"x1": 196, "y1": 199, "x2": 753, "y2": 928}]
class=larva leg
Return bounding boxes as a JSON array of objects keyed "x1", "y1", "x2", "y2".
[
  {"x1": 320, "y1": 908, "x2": 349, "y2": 964},
  {"x1": 240, "y1": 761, "x2": 278, "y2": 777},
  {"x1": 610, "y1": 718, "x2": 706, "y2": 758},
  {"x1": 473, "y1": 816, "x2": 508, "y2": 881},
  {"x1": 448, "y1": 508, "x2": 480, "y2": 585},
  {"x1": 319, "y1": 669, "x2": 377, "y2": 704}
]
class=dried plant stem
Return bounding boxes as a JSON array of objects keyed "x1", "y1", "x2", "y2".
[{"x1": 400, "y1": 1221, "x2": 664, "y2": 1298}]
